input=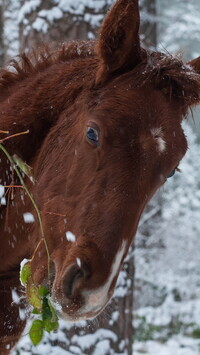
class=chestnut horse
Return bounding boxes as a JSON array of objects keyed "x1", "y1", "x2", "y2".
[{"x1": 0, "y1": 0, "x2": 200, "y2": 352}]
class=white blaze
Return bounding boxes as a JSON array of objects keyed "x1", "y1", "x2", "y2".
[
  {"x1": 157, "y1": 137, "x2": 166, "y2": 152},
  {"x1": 151, "y1": 127, "x2": 166, "y2": 153},
  {"x1": 82, "y1": 240, "x2": 127, "y2": 314}
]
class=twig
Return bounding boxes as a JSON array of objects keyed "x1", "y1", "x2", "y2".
[
  {"x1": 0, "y1": 130, "x2": 9, "y2": 134},
  {"x1": 5, "y1": 188, "x2": 11, "y2": 230},
  {"x1": 4, "y1": 185, "x2": 23, "y2": 188},
  {"x1": 0, "y1": 130, "x2": 29, "y2": 143},
  {"x1": 43, "y1": 211, "x2": 66, "y2": 217},
  {"x1": 11, "y1": 164, "x2": 14, "y2": 200},
  {"x1": 139, "y1": 205, "x2": 161, "y2": 226},
  {"x1": 31, "y1": 239, "x2": 43, "y2": 262}
]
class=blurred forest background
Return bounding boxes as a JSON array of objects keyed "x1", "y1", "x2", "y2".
[{"x1": 0, "y1": 0, "x2": 200, "y2": 354}]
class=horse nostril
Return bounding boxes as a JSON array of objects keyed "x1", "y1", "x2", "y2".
[{"x1": 63, "y1": 264, "x2": 89, "y2": 300}]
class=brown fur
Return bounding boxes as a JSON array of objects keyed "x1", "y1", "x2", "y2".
[{"x1": 0, "y1": 0, "x2": 200, "y2": 352}]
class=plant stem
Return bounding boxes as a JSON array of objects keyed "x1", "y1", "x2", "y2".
[
  {"x1": 0, "y1": 130, "x2": 29, "y2": 143},
  {"x1": 0, "y1": 130, "x2": 9, "y2": 134},
  {"x1": 0, "y1": 143, "x2": 51, "y2": 280}
]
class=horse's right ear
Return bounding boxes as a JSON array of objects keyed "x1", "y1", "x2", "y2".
[{"x1": 95, "y1": 0, "x2": 141, "y2": 85}]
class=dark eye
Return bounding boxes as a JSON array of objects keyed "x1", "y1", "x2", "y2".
[
  {"x1": 167, "y1": 169, "x2": 176, "y2": 178},
  {"x1": 86, "y1": 127, "x2": 99, "y2": 145}
]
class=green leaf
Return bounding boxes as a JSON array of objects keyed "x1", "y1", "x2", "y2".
[
  {"x1": 42, "y1": 297, "x2": 59, "y2": 332},
  {"x1": 42, "y1": 297, "x2": 52, "y2": 321},
  {"x1": 13, "y1": 154, "x2": 36, "y2": 184},
  {"x1": 20, "y1": 263, "x2": 31, "y2": 286},
  {"x1": 32, "y1": 308, "x2": 40, "y2": 315},
  {"x1": 43, "y1": 318, "x2": 59, "y2": 333},
  {"x1": 47, "y1": 299, "x2": 58, "y2": 323},
  {"x1": 29, "y1": 319, "x2": 44, "y2": 346},
  {"x1": 28, "y1": 284, "x2": 42, "y2": 311},
  {"x1": 38, "y1": 285, "x2": 49, "y2": 298}
]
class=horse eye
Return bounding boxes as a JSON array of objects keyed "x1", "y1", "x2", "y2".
[
  {"x1": 86, "y1": 127, "x2": 99, "y2": 145},
  {"x1": 167, "y1": 169, "x2": 176, "y2": 178}
]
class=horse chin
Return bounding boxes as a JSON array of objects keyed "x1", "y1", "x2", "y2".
[
  {"x1": 58, "y1": 309, "x2": 101, "y2": 322},
  {"x1": 50, "y1": 290, "x2": 109, "y2": 322},
  {"x1": 50, "y1": 297, "x2": 104, "y2": 322}
]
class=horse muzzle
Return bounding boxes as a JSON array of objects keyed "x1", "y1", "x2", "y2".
[{"x1": 51, "y1": 261, "x2": 112, "y2": 321}]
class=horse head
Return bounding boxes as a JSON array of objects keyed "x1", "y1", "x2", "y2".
[
  {"x1": 28, "y1": 0, "x2": 200, "y2": 321},
  {"x1": 0, "y1": 0, "x2": 200, "y2": 345}
]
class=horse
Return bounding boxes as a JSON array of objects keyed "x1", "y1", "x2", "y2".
[{"x1": 0, "y1": 0, "x2": 200, "y2": 352}]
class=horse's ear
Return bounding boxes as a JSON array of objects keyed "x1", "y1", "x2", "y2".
[
  {"x1": 148, "y1": 54, "x2": 200, "y2": 110},
  {"x1": 95, "y1": 0, "x2": 141, "y2": 85},
  {"x1": 187, "y1": 57, "x2": 200, "y2": 75},
  {"x1": 185, "y1": 57, "x2": 200, "y2": 107}
]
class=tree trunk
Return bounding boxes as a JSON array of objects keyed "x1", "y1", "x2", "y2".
[{"x1": 19, "y1": 0, "x2": 110, "y2": 52}]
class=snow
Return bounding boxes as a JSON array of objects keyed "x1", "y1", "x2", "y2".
[
  {"x1": 72, "y1": 329, "x2": 117, "y2": 350},
  {"x1": 19, "y1": 258, "x2": 31, "y2": 286},
  {"x1": 17, "y1": 0, "x2": 113, "y2": 38},
  {"x1": 76, "y1": 258, "x2": 81, "y2": 267},
  {"x1": 18, "y1": 0, "x2": 41, "y2": 24},
  {"x1": 0, "y1": 196, "x2": 6, "y2": 205},
  {"x1": 134, "y1": 336, "x2": 200, "y2": 355},
  {"x1": 23, "y1": 212, "x2": 35, "y2": 223},
  {"x1": 11, "y1": 289, "x2": 21, "y2": 305},
  {"x1": 57, "y1": 0, "x2": 113, "y2": 14},
  {"x1": 38, "y1": 8, "x2": 63, "y2": 22},
  {"x1": 66, "y1": 231, "x2": 76, "y2": 242},
  {"x1": 20, "y1": 258, "x2": 30, "y2": 271},
  {"x1": 133, "y1": 123, "x2": 200, "y2": 355},
  {"x1": 0, "y1": 185, "x2": 4, "y2": 198},
  {"x1": 32, "y1": 17, "x2": 49, "y2": 33},
  {"x1": 3, "y1": 0, "x2": 20, "y2": 58},
  {"x1": 157, "y1": 0, "x2": 200, "y2": 60}
]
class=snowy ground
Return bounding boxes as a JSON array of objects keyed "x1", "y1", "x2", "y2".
[
  {"x1": 134, "y1": 336, "x2": 200, "y2": 355},
  {"x1": 133, "y1": 123, "x2": 200, "y2": 354}
]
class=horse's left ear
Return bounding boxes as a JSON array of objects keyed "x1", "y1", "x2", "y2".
[
  {"x1": 186, "y1": 57, "x2": 200, "y2": 107},
  {"x1": 187, "y1": 57, "x2": 200, "y2": 75},
  {"x1": 95, "y1": 0, "x2": 141, "y2": 85}
]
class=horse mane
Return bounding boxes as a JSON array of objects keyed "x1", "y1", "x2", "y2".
[
  {"x1": 0, "y1": 40, "x2": 95, "y2": 92},
  {"x1": 141, "y1": 52, "x2": 200, "y2": 106},
  {"x1": 0, "y1": 39, "x2": 199, "y2": 109},
  {"x1": 112, "y1": 51, "x2": 200, "y2": 110}
]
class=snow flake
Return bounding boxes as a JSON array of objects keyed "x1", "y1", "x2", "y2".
[
  {"x1": 76, "y1": 258, "x2": 81, "y2": 267},
  {"x1": 23, "y1": 213, "x2": 35, "y2": 223},
  {"x1": 1, "y1": 197, "x2": 6, "y2": 205},
  {"x1": 66, "y1": 231, "x2": 76, "y2": 242},
  {"x1": 0, "y1": 185, "x2": 5, "y2": 198}
]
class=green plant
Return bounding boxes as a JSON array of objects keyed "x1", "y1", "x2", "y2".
[
  {"x1": 20, "y1": 262, "x2": 59, "y2": 346},
  {"x1": 191, "y1": 328, "x2": 200, "y2": 339}
]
